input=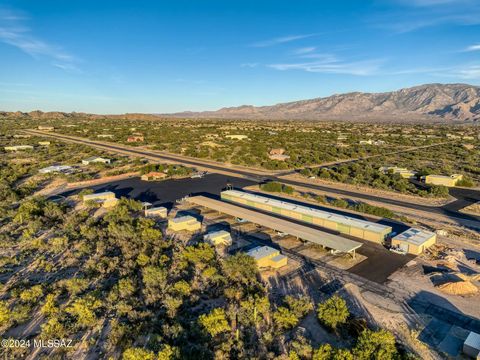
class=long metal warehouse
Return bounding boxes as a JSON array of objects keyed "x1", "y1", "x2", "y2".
[
  {"x1": 186, "y1": 195, "x2": 362, "y2": 256},
  {"x1": 221, "y1": 190, "x2": 392, "y2": 243}
]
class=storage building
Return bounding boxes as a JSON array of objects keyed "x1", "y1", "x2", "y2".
[
  {"x1": 82, "y1": 191, "x2": 118, "y2": 208},
  {"x1": 421, "y1": 174, "x2": 463, "y2": 187},
  {"x1": 144, "y1": 206, "x2": 168, "y2": 218},
  {"x1": 391, "y1": 228, "x2": 436, "y2": 255},
  {"x1": 141, "y1": 172, "x2": 167, "y2": 181},
  {"x1": 4, "y1": 145, "x2": 34, "y2": 151},
  {"x1": 39, "y1": 165, "x2": 73, "y2": 174},
  {"x1": 168, "y1": 216, "x2": 201, "y2": 232},
  {"x1": 38, "y1": 126, "x2": 54, "y2": 131},
  {"x1": 463, "y1": 331, "x2": 480, "y2": 359},
  {"x1": 82, "y1": 156, "x2": 111, "y2": 165},
  {"x1": 247, "y1": 246, "x2": 287, "y2": 269},
  {"x1": 379, "y1": 166, "x2": 417, "y2": 179},
  {"x1": 204, "y1": 230, "x2": 232, "y2": 247},
  {"x1": 221, "y1": 190, "x2": 392, "y2": 243}
]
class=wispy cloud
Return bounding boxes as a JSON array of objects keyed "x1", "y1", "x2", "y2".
[
  {"x1": 251, "y1": 34, "x2": 315, "y2": 48},
  {"x1": 396, "y1": 0, "x2": 469, "y2": 7},
  {"x1": 0, "y1": 7, "x2": 80, "y2": 71},
  {"x1": 293, "y1": 46, "x2": 316, "y2": 55},
  {"x1": 465, "y1": 44, "x2": 480, "y2": 52},
  {"x1": 240, "y1": 63, "x2": 259, "y2": 68},
  {"x1": 372, "y1": 0, "x2": 480, "y2": 33},
  {"x1": 269, "y1": 55, "x2": 383, "y2": 76}
]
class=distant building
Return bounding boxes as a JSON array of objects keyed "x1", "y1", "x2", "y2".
[
  {"x1": 463, "y1": 331, "x2": 480, "y2": 359},
  {"x1": 379, "y1": 166, "x2": 417, "y2": 179},
  {"x1": 360, "y1": 139, "x2": 385, "y2": 145},
  {"x1": 144, "y1": 206, "x2": 168, "y2": 218},
  {"x1": 268, "y1": 148, "x2": 290, "y2": 161},
  {"x1": 38, "y1": 165, "x2": 74, "y2": 174},
  {"x1": 268, "y1": 154, "x2": 291, "y2": 161},
  {"x1": 226, "y1": 134, "x2": 248, "y2": 140},
  {"x1": 82, "y1": 191, "x2": 118, "y2": 208},
  {"x1": 391, "y1": 228, "x2": 436, "y2": 255},
  {"x1": 421, "y1": 174, "x2": 463, "y2": 187},
  {"x1": 82, "y1": 156, "x2": 111, "y2": 165},
  {"x1": 141, "y1": 172, "x2": 167, "y2": 181},
  {"x1": 168, "y1": 216, "x2": 201, "y2": 232},
  {"x1": 97, "y1": 134, "x2": 114, "y2": 138},
  {"x1": 13, "y1": 134, "x2": 31, "y2": 139},
  {"x1": 269, "y1": 148, "x2": 285, "y2": 155},
  {"x1": 38, "y1": 126, "x2": 54, "y2": 131},
  {"x1": 204, "y1": 230, "x2": 233, "y2": 247},
  {"x1": 38, "y1": 141, "x2": 50, "y2": 146},
  {"x1": 4, "y1": 145, "x2": 34, "y2": 152},
  {"x1": 127, "y1": 136, "x2": 144, "y2": 142},
  {"x1": 247, "y1": 246, "x2": 287, "y2": 269}
]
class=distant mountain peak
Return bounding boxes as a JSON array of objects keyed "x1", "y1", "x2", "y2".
[{"x1": 169, "y1": 83, "x2": 480, "y2": 122}]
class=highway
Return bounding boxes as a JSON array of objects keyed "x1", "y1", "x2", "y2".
[{"x1": 23, "y1": 129, "x2": 480, "y2": 227}]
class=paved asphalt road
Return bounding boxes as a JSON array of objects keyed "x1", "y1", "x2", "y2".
[{"x1": 25, "y1": 130, "x2": 480, "y2": 226}]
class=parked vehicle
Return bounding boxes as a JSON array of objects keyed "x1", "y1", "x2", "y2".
[{"x1": 389, "y1": 247, "x2": 407, "y2": 255}]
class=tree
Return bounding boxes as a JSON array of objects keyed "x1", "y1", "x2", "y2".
[
  {"x1": 222, "y1": 253, "x2": 259, "y2": 286},
  {"x1": 317, "y1": 295, "x2": 349, "y2": 330},
  {"x1": 313, "y1": 344, "x2": 333, "y2": 360},
  {"x1": 66, "y1": 295, "x2": 101, "y2": 328},
  {"x1": 122, "y1": 347, "x2": 156, "y2": 360},
  {"x1": 20, "y1": 285, "x2": 43, "y2": 304},
  {"x1": 353, "y1": 329, "x2": 398, "y2": 360},
  {"x1": 198, "y1": 308, "x2": 231, "y2": 337},
  {"x1": 40, "y1": 293, "x2": 59, "y2": 317},
  {"x1": 41, "y1": 317, "x2": 66, "y2": 339},
  {"x1": 284, "y1": 295, "x2": 313, "y2": 318},
  {"x1": 157, "y1": 344, "x2": 179, "y2": 360},
  {"x1": 0, "y1": 301, "x2": 11, "y2": 327},
  {"x1": 273, "y1": 306, "x2": 299, "y2": 330},
  {"x1": 332, "y1": 349, "x2": 354, "y2": 360}
]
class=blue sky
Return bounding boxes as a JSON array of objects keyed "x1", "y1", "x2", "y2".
[{"x1": 1, "y1": 0, "x2": 480, "y2": 114}]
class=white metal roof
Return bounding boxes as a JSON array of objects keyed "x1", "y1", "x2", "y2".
[
  {"x1": 222, "y1": 190, "x2": 391, "y2": 234},
  {"x1": 205, "y1": 230, "x2": 231, "y2": 239},
  {"x1": 83, "y1": 191, "x2": 115, "y2": 200},
  {"x1": 39, "y1": 165, "x2": 72, "y2": 173},
  {"x1": 247, "y1": 246, "x2": 279, "y2": 260},
  {"x1": 187, "y1": 196, "x2": 362, "y2": 253},
  {"x1": 145, "y1": 206, "x2": 167, "y2": 213},
  {"x1": 392, "y1": 228, "x2": 435, "y2": 246},
  {"x1": 171, "y1": 215, "x2": 198, "y2": 223},
  {"x1": 464, "y1": 331, "x2": 480, "y2": 351}
]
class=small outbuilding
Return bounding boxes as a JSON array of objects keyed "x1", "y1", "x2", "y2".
[
  {"x1": 82, "y1": 191, "x2": 118, "y2": 208},
  {"x1": 204, "y1": 230, "x2": 233, "y2": 247},
  {"x1": 4, "y1": 145, "x2": 34, "y2": 151},
  {"x1": 168, "y1": 216, "x2": 201, "y2": 232},
  {"x1": 379, "y1": 166, "x2": 417, "y2": 179},
  {"x1": 38, "y1": 165, "x2": 74, "y2": 174},
  {"x1": 463, "y1": 331, "x2": 480, "y2": 359},
  {"x1": 247, "y1": 246, "x2": 287, "y2": 269},
  {"x1": 145, "y1": 206, "x2": 168, "y2": 218},
  {"x1": 421, "y1": 174, "x2": 463, "y2": 187},
  {"x1": 38, "y1": 141, "x2": 51, "y2": 146},
  {"x1": 225, "y1": 134, "x2": 248, "y2": 140},
  {"x1": 391, "y1": 228, "x2": 436, "y2": 255},
  {"x1": 38, "y1": 125, "x2": 55, "y2": 131},
  {"x1": 141, "y1": 172, "x2": 167, "y2": 181},
  {"x1": 82, "y1": 156, "x2": 111, "y2": 165},
  {"x1": 127, "y1": 136, "x2": 144, "y2": 142}
]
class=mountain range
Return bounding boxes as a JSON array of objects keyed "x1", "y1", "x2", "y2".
[
  {"x1": 2, "y1": 83, "x2": 480, "y2": 123},
  {"x1": 169, "y1": 83, "x2": 480, "y2": 123}
]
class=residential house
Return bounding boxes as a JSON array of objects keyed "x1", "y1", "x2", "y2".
[
  {"x1": 141, "y1": 172, "x2": 167, "y2": 181},
  {"x1": 82, "y1": 191, "x2": 119, "y2": 208},
  {"x1": 421, "y1": 174, "x2": 463, "y2": 187}
]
